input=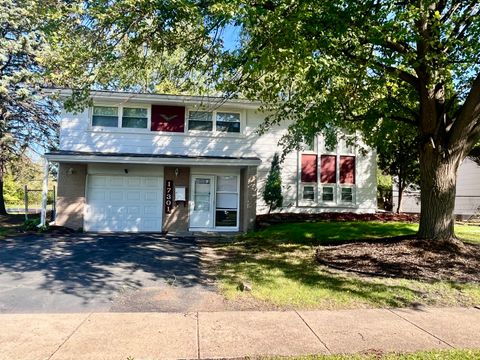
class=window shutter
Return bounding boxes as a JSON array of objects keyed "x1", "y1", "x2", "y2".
[
  {"x1": 340, "y1": 156, "x2": 355, "y2": 184},
  {"x1": 320, "y1": 155, "x2": 337, "y2": 183},
  {"x1": 151, "y1": 105, "x2": 185, "y2": 132},
  {"x1": 301, "y1": 154, "x2": 317, "y2": 183}
]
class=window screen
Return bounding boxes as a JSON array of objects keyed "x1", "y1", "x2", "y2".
[
  {"x1": 188, "y1": 111, "x2": 213, "y2": 131},
  {"x1": 216, "y1": 112, "x2": 240, "y2": 133},
  {"x1": 122, "y1": 107, "x2": 148, "y2": 129},
  {"x1": 92, "y1": 106, "x2": 118, "y2": 127}
]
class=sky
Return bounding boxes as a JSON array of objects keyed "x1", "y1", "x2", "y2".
[{"x1": 221, "y1": 24, "x2": 241, "y2": 51}]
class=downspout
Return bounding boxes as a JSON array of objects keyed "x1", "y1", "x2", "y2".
[{"x1": 39, "y1": 158, "x2": 49, "y2": 228}]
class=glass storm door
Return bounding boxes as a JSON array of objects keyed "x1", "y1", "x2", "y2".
[{"x1": 190, "y1": 176, "x2": 214, "y2": 228}]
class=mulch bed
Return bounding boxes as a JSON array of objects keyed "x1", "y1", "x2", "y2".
[
  {"x1": 316, "y1": 238, "x2": 480, "y2": 283},
  {"x1": 256, "y1": 212, "x2": 418, "y2": 229}
]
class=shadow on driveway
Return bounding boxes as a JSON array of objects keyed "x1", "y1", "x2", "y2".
[{"x1": 0, "y1": 233, "x2": 214, "y2": 313}]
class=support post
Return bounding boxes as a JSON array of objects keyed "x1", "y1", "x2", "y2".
[
  {"x1": 51, "y1": 185, "x2": 56, "y2": 221},
  {"x1": 39, "y1": 159, "x2": 49, "y2": 228},
  {"x1": 24, "y1": 185, "x2": 28, "y2": 221}
]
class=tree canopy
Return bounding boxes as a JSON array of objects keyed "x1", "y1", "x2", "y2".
[{"x1": 0, "y1": 0, "x2": 59, "y2": 214}]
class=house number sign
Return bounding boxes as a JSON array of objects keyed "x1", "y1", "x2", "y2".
[{"x1": 165, "y1": 180, "x2": 173, "y2": 214}]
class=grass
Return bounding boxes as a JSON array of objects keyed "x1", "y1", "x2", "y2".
[
  {"x1": 212, "y1": 221, "x2": 480, "y2": 309},
  {"x1": 0, "y1": 227, "x2": 9, "y2": 237},
  {"x1": 266, "y1": 349, "x2": 480, "y2": 359}
]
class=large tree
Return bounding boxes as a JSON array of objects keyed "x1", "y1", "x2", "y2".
[
  {"x1": 0, "y1": 0, "x2": 58, "y2": 214},
  {"x1": 48, "y1": 1, "x2": 480, "y2": 244},
  {"x1": 218, "y1": 0, "x2": 480, "y2": 244}
]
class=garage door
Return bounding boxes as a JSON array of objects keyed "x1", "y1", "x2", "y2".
[{"x1": 85, "y1": 175, "x2": 163, "y2": 232}]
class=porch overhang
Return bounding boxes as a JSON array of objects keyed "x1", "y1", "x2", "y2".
[{"x1": 44, "y1": 150, "x2": 262, "y2": 167}]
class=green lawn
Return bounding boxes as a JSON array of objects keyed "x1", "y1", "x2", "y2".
[
  {"x1": 267, "y1": 349, "x2": 480, "y2": 360},
  {"x1": 0, "y1": 227, "x2": 9, "y2": 237},
  {"x1": 212, "y1": 221, "x2": 480, "y2": 309}
]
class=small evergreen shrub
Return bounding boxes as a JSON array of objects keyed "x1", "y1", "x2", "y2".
[{"x1": 263, "y1": 153, "x2": 283, "y2": 213}]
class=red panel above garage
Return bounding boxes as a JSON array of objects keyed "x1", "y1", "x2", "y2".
[{"x1": 151, "y1": 105, "x2": 185, "y2": 132}]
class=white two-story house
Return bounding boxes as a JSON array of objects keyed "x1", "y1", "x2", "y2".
[{"x1": 43, "y1": 90, "x2": 377, "y2": 233}]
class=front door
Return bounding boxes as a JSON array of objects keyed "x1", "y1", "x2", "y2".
[{"x1": 190, "y1": 175, "x2": 214, "y2": 229}]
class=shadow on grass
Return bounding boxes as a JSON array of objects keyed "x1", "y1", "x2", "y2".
[
  {"x1": 213, "y1": 246, "x2": 422, "y2": 308},
  {"x1": 208, "y1": 221, "x2": 480, "y2": 308}
]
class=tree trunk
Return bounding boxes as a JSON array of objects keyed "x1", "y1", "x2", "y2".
[
  {"x1": 417, "y1": 147, "x2": 461, "y2": 242},
  {"x1": 396, "y1": 185, "x2": 403, "y2": 214},
  {"x1": 0, "y1": 166, "x2": 7, "y2": 215}
]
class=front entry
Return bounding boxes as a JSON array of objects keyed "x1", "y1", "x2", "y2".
[{"x1": 190, "y1": 175, "x2": 215, "y2": 229}]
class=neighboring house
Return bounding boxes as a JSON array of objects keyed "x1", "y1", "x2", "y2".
[
  {"x1": 42, "y1": 89, "x2": 377, "y2": 233},
  {"x1": 393, "y1": 157, "x2": 480, "y2": 218}
]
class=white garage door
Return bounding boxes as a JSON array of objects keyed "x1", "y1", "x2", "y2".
[{"x1": 85, "y1": 175, "x2": 163, "y2": 232}]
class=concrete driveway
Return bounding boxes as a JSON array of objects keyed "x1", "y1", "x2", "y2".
[{"x1": 0, "y1": 233, "x2": 222, "y2": 313}]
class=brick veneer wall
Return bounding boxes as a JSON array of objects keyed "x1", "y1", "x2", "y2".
[
  {"x1": 163, "y1": 167, "x2": 190, "y2": 233},
  {"x1": 240, "y1": 166, "x2": 257, "y2": 232},
  {"x1": 55, "y1": 163, "x2": 87, "y2": 230}
]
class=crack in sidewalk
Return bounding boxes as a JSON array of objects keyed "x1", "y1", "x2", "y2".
[
  {"x1": 47, "y1": 312, "x2": 92, "y2": 360},
  {"x1": 196, "y1": 312, "x2": 201, "y2": 360},
  {"x1": 387, "y1": 309, "x2": 454, "y2": 349},
  {"x1": 294, "y1": 310, "x2": 332, "y2": 354}
]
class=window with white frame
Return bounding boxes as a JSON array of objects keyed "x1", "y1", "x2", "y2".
[
  {"x1": 122, "y1": 107, "x2": 148, "y2": 129},
  {"x1": 302, "y1": 185, "x2": 316, "y2": 201},
  {"x1": 188, "y1": 111, "x2": 213, "y2": 131},
  {"x1": 188, "y1": 110, "x2": 241, "y2": 133},
  {"x1": 216, "y1": 112, "x2": 240, "y2": 133},
  {"x1": 92, "y1": 105, "x2": 149, "y2": 129},
  {"x1": 215, "y1": 175, "x2": 238, "y2": 227},
  {"x1": 92, "y1": 106, "x2": 118, "y2": 127},
  {"x1": 298, "y1": 149, "x2": 357, "y2": 206},
  {"x1": 322, "y1": 185, "x2": 335, "y2": 202},
  {"x1": 341, "y1": 187, "x2": 353, "y2": 202}
]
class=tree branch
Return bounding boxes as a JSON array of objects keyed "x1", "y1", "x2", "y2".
[
  {"x1": 371, "y1": 60, "x2": 420, "y2": 90},
  {"x1": 448, "y1": 72, "x2": 480, "y2": 151}
]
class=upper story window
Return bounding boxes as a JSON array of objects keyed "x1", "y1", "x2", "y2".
[
  {"x1": 188, "y1": 110, "x2": 241, "y2": 133},
  {"x1": 188, "y1": 111, "x2": 213, "y2": 131},
  {"x1": 91, "y1": 105, "x2": 149, "y2": 130},
  {"x1": 122, "y1": 107, "x2": 148, "y2": 129},
  {"x1": 216, "y1": 112, "x2": 240, "y2": 133},
  {"x1": 92, "y1": 106, "x2": 118, "y2": 127}
]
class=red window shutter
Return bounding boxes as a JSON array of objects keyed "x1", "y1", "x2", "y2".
[
  {"x1": 320, "y1": 155, "x2": 336, "y2": 183},
  {"x1": 301, "y1": 154, "x2": 317, "y2": 182},
  {"x1": 340, "y1": 156, "x2": 355, "y2": 184},
  {"x1": 151, "y1": 105, "x2": 185, "y2": 132}
]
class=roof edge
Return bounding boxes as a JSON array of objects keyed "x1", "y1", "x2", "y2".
[{"x1": 42, "y1": 88, "x2": 262, "y2": 109}]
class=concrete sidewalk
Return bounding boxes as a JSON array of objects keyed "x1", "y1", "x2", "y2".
[{"x1": 1, "y1": 307, "x2": 479, "y2": 360}]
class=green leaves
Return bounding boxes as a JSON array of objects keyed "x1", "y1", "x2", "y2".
[{"x1": 263, "y1": 153, "x2": 284, "y2": 213}]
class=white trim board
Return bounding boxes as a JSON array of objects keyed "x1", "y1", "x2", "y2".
[{"x1": 45, "y1": 154, "x2": 261, "y2": 167}]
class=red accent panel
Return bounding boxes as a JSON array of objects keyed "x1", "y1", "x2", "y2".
[
  {"x1": 321, "y1": 155, "x2": 336, "y2": 183},
  {"x1": 151, "y1": 105, "x2": 185, "y2": 132},
  {"x1": 301, "y1": 154, "x2": 317, "y2": 183},
  {"x1": 340, "y1": 156, "x2": 355, "y2": 184}
]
